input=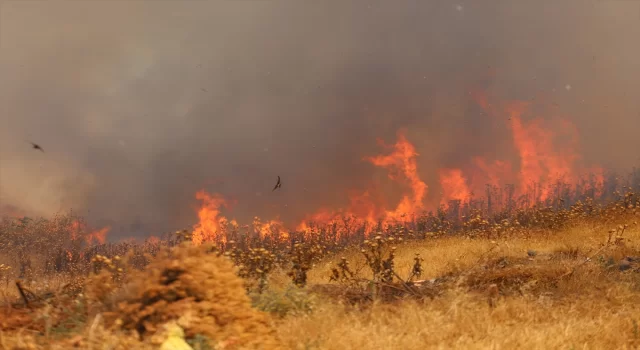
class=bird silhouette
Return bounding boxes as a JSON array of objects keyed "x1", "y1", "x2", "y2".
[
  {"x1": 272, "y1": 176, "x2": 282, "y2": 191},
  {"x1": 29, "y1": 142, "x2": 44, "y2": 152}
]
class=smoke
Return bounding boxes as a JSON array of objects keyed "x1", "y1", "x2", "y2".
[{"x1": 1, "y1": 1, "x2": 639, "y2": 238}]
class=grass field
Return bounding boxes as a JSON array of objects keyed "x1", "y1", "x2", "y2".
[
  {"x1": 274, "y1": 223, "x2": 640, "y2": 349},
  {"x1": 2, "y1": 195, "x2": 640, "y2": 349}
]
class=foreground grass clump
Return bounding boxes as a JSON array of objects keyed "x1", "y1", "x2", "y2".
[
  {"x1": 103, "y1": 242, "x2": 282, "y2": 349},
  {"x1": 0, "y1": 241, "x2": 283, "y2": 349}
]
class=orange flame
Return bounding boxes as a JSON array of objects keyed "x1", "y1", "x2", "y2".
[
  {"x1": 86, "y1": 226, "x2": 109, "y2": 245},
  {"x1": 192, "y1": 190, "x2": 228, "y2": 245},
  {"x1": 474, "y1": 90, "x2": 602, "y2": 203},
  {"x1": 439, "y1": 168, "x2": 471, "y2": 204},
  {"x1": 365, "y1": 129, "x2": 428, "y2": 221},
  {"x1": 69, "y1": 220, "x2": 82, "y2": 241},
  {"x1": 296, "y1": 129, "x2": 428, "y2": 236},
  {"x1": 68, "y1": 220, "x2": 109, "y2": 245},
  {"x1": 471, "y1": 157, "x2": 514, "y2": 188},
  {"x1": 254, "y1": 217, "x2": 289, "y2": 241},
  {"x1": 190, "y1": 89, "x2": 606, "y2": 242}
]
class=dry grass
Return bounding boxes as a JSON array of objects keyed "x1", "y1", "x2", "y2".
[
  {"x1": 276, "y1": 288, "x2": 640, "y2": 350},
  {"x1": 2, "y1": 228, "x2": 640, "y2": 349},
  {"x1": 271, "y1": 222, "x2": 640, "y2": 349},
  {"x1": 305, "y1": 221, "x2": 628, "y2": 284},
  {"x1": 3, "y1": 195, "x2": 640, "y2": 349}
]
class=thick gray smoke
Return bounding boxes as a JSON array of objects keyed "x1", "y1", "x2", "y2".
[{"x1": 1, "y1": 1, "x2": 639, "y2": 239}]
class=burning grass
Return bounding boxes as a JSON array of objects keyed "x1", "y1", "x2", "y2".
[{"x1": 2, "y1": 191, "x2": 640, "y2": 348}]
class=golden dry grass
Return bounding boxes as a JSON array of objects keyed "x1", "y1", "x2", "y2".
[
  {"x1": 270, "y1": 221, "x2": 640, "y2": 349},
  {"x1": 276, "y1": 288, "x2": 640, "y2": 350}
]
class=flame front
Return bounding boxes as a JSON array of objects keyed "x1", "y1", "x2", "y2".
[
  {"x1": 190, "y1": 90, "x2": 605, "y2": 243},
  {"x1": 296, "y1": 129, "x2": 428, "y2": 236}
]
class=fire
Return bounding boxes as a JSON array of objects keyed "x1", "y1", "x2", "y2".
[
  {"x1": 295, "y1": 129, "x2": 428, "y2": 236},
  {"x1": 191, "y1": 191, "x2": 290, "y2": 245},
  {"x1": 295, "y1": 208, "x2": 340, "y2": 233},
  {"x1": 253, "y1": 217, "x2": 289, "y2": 241},
  {"x1": 190, "y1": 90, "x2": 605, "y2": 243},
  {"x1": 364, "y1": 130, "x2": 428, "y2": 221},
  {"x1": 471, "y1": 157, "x2": 513, "y2": 188},
  {"x1": 508, "y1": 108, "x2": 575, "y2": 201},
  {"x1": 69, "y1": 220, "x2": 82, "y2": 241},
  {"x1": 67, "y1": 219, "x2": 109, "y2": 244},
  {"x1": 473, "y1": 89, "x2": 603, "y2": 202},
  {"x1": 192, "y1": 190, "x2": 228, "y2": 245},
  {"x1": 189, "y1": 129, "x2": 430, "y2": 242},
  {"x1": 439, "y1": 168, "x2": 471, "y2": 204},
  {"x1": 86, "y1": 226, "x2": 109, "y2": 245}
]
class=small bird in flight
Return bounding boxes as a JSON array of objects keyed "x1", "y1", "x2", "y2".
[
  {"x1": 272, "y1": 176, "x2": 282, "y2": 191},
  {"x1": 29, "y1": 142, "x2": 44, "y2": 152}
]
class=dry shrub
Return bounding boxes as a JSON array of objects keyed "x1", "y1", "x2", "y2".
[
  {"x1": 461, "y1": 256, "x2": 570, "y2": 295},
  {"x1": 106, "y1": 241, "x2": 282, "y2": 349},
  {"x1": 250, "y1": 285, "x2": 316, "y2": 318}
]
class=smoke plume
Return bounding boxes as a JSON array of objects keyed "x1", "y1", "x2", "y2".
[{"x1": 1, "y1": 1, "x2": 639, "y2": 239}]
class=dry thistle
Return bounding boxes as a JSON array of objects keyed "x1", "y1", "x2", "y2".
[{"x1": 407, "y1": 253, "x2": 424, "y2": 282}]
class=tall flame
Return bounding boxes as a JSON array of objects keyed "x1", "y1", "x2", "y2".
[
  {"x1": 191, "y1": 90, "x2": 605, "y2": 243},
  {"x1": 364, "y1": 129, "x2": 428, "y2": 220},
  {"x1": 192, "y1": 190, "x2": 228, "y2": 245},
  {"x1": 296, "y1": 129, "x2": 428, "y2": 236},
  {"x1": 471, "y1": 89, "x2": 603, "y2": 202},
  {"x1": 439, "y1": 168, "x2": 471, "y2": 204}
]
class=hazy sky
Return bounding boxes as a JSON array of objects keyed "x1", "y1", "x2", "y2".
[{"x1": 1, "y1": 1, "x2": 639, "y2": 238}]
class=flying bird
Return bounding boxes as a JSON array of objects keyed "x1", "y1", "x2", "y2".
[
  {"x1": 272, "y1": 176, "x2": 282, "y2": 191},
  {"x1": 29, "y1": 142, "x2": 44, "y2": 152}
]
